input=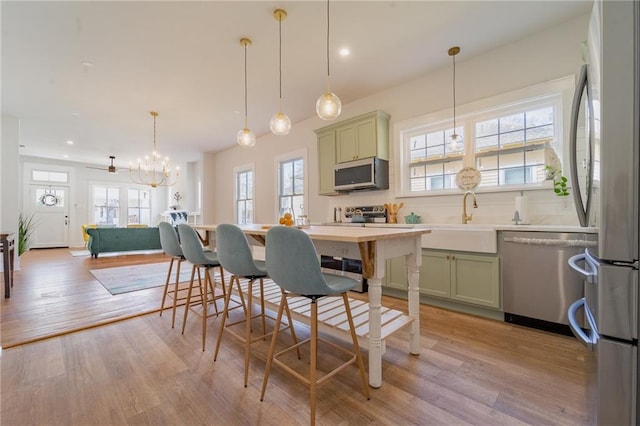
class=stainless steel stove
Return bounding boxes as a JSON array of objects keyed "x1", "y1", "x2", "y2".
[{"x1": 344, "y1": 205, "x2": 387, "y2": 223}]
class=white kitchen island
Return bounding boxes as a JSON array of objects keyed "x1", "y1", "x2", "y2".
[{"x1": 197, "y1": 224, "x2": 431, "y2": 388}]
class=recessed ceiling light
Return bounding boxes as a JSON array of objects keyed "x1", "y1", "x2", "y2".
[
  {"x1": 63, "y1": 154, "x2": 69, "y2": 159},
  {"x1": 339, "y1": 48, "x2": 350, "y2": 57},
  {"x1": 81, "y1": 60, "x2": 94, "y2": 67},
  {"x1": 66, "y1": 140, "x2": 74, "y2": 145},
  {"x1": 71, "y1": 112, "x2": 80, "y2": 117}
]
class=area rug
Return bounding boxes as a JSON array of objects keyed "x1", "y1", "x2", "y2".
[{"x1": 90, "y1": 262, "x2": 195, "y2": 295}]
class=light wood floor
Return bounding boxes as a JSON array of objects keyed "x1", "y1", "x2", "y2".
[{"x1": 1, "y1": 248, "x2": 596, "y2": 425}]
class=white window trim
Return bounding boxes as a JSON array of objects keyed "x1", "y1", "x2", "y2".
[
  {"x1": 394, "y1": 75, "x2": 575, "y2": 197},
  {"x1": 89, "y1": 181, "x2": 153, "y2": 226},
  {"x1": 274, "y1": 148, "x2": 308, "y2": 219},
  {"x1": 233, "y1": 162, "x2": 255, "y2": 224}
]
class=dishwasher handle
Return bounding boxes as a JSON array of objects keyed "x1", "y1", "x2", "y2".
[{"x1": 503, "y1": 237, "x2": 597, "y2": 248}]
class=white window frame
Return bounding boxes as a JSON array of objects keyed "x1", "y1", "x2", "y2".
[
  {"x1": 395, "y1": 76, "x2": 575, "y2": 197},
  {"x1": 126, "y1": 188, "x2": 151, "y2": 225},
  {"x1": 234, "y1": 163, "x2": 255, "y2": 225},
  {"x1": 275, "y1": 148, "x2": 308, "y2": 221},
  {"x1": 90, "y1": 182, "x2": 153, "y2": 226}
]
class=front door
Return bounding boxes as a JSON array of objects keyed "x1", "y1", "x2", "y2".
[{"x1": 29, "y1": 185, "x2": 70, "y2": 248}]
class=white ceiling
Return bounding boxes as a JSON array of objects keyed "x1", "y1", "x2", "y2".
[{"x1": 2, "y1": 0, "x2": 591, "y2": 170}]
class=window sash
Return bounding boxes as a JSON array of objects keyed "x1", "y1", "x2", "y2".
[
  {"x1": 236, "y1": 169, "x2": 254, "y2": 224},
  {"x1": 400, "y1": 91, "x2": 563, "y2": 195},
  {"x1": 278, "y1": 157, "x2": 304, "y2": 220}
]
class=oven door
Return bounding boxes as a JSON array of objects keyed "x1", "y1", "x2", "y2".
[{"x1": 320, "y1": 255, "x2": 367, "y2": 293}]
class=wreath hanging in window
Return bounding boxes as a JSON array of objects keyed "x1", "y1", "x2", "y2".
[{"x1": 39, "y1": 192, "x2": 59, "y2": 206}]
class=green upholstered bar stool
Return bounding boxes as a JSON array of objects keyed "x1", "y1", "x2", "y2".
[
  {"x1": 158, "y1": 221, "x2": 187, "y2": 328},
  {"x1": 177, "y1": 223, "x2": 227, "y2": 351},
  {"x1": 213, "y1": 224, "x2": 298, "y2": 387},
  {"x1": 260, "y1": 226, "x2": 370, "y2": 425}
]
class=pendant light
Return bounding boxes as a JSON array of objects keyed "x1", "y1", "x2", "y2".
[
  {"x1": 449, "y1": 46, "x2": 461, "y2": 150},
  {"x1": 270, "y1": 9, "x2": 292, "y2": 135},
  {"x1": 316, "y1": 0, "x2": 341, "y2": 120},
  {"x1": 237, "y1": 37, "x2": 256, "y2": 148}
]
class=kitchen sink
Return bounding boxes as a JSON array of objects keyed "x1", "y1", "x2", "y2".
[{"x1": 416, "y1": 224, "x2": 498, "y2": 253}]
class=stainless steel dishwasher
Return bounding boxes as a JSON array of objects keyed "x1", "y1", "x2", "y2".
[{"x1": 500, "y1": 230, "x2": 598, "y2": 335}]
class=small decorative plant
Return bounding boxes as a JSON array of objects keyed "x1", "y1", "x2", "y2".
[
  {"x1": 545, "y1": 166, "x2": 570, "y2": 197},
  {"x1": 171, "y1": 192, "x2": 183, "y2": 210},
  {"x1": 18, "y1": 213, "x2": 37, "y2": 256}
]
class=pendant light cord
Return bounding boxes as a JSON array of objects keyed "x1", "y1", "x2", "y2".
[
  {"x1": 326, "y1": 0, "x2": 331, "y2": 88},
  {"x1": 278, "y1": 14, "x2": 283, "y2": 106},
  {"x1": 243, "y1": 43, "x2": 248, "y2": 129},
  {"x1": 452, "y1": 53, "x2": 456, "y2": 131}
]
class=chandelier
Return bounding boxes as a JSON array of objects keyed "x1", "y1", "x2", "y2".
[{"x1": 129, "y1": 111, "x2": 179, "y2": 188}]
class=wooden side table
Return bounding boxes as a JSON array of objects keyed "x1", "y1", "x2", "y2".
[{"x1": 1, "y1": 232, "x2": 16, "y2": 299}]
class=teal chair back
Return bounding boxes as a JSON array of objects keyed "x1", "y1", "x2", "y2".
[
  {"x1": 159, "y1": 222, "x2": 183, "y2": 258},
  {"x1": 177, "y1": 224, "x2": 219, "y2": 267},
  {"x1": 266, "y1": 226, "x2": 353, "y2": 297},
  {"x1": 216, "y1": 224, "x2": 266, "y2": 278}
]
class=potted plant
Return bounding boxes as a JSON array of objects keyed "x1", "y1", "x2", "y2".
[
  {"x1": 545, "y1": 166, "x2": 570, "y2": 197},
  {"x1": 171, "y1": 192, "x2": 183, "y2": 210},
  {"x1": 18, "y1": 212, "x2": 36, "y2": 256}
]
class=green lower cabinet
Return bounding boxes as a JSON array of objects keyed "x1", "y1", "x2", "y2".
[{"x1": 385, "y1": 249, "x2": 501, "y2": 310}]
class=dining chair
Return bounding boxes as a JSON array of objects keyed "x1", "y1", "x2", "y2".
[
  {"x1": 260, "y1": 225, "x2": 370, "y2": 425},
  {"x1": 213, "y1": 224, "x2": 298, "y2": 387},
  {"x1": 158, "y1": 221, "x2": 186, "y2": 329},
  {"x1": 177, "y1": 223, "x2": 226, "y2": 351}
]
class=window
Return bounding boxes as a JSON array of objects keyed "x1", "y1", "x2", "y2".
[
  {"x1": 93, "y1": 186, "x2": 120, "y2": 225},
  {"x1": 475, "y1": 106, "x2": 553, "y2": 187},
  {"x1": 32, "y1": 169, "x2": 68, "y2": 183},
  {"x1": 127, "y1": 189, "x2": 151, "y2": 225},
  {"x1": 235, "y1": 168, "x2": 254, "y2": 224},
  {"x1": 278, "y1": 156, "x2": 304, "y2": 220},
  {"x1": 408, "y1": 126, "x2": 464, "y2": 191},
  {"x1": 35, "y1": 188, "x2": 65, "y2": 207},
  {"x1": 397, "y1": 77, "x2": 572, "y2": 196}
]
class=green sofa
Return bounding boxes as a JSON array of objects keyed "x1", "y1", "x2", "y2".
[{"x1": 86, "y1": 227, "x2": 162, "y2": 258}]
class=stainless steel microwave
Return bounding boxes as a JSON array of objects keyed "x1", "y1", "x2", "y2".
[{"x1": 334, "y1": 157, "x2": 389, "y2": 191}]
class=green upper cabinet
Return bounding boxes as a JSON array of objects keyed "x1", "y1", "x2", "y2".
[
  {"x1": 316, "y1": 130, "x2": 337, "y2": 195},
  {"x1": 335, "y1": 111, "x2": 389, "y2": 163},
  {"x1": 315, "y1": 110, "x2": 390, "y2": 195}
]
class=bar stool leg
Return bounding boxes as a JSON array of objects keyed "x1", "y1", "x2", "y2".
[
  {"x1": 310, "y1": 299, "x2": 318, "y2": 426},
  {"x1": 181, "y1": 266, "x2": 198, "y2": 335}
]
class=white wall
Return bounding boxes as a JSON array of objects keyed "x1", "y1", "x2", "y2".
[
  {"x1": 1, "y1": 114, "x2": 20, "y2": 233},
  {"x1": 204, "y1": 13, "x2": 590, "y2": 226}
]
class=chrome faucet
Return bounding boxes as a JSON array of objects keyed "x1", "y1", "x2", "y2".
[{"x1": 462, "y1": 191, "x2": 478, "y2": 224}]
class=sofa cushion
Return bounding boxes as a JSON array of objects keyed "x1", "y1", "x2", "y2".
[{"x1": 86, "y1": 227, "x2": 162, "y2": 258}]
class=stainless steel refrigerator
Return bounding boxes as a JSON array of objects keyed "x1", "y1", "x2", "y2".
[{"x1": 567, "y1": 0, "x2": 639, "y2": 424}]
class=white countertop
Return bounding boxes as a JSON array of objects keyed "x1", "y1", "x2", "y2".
[{"x1": 317, "y1": 222, "x2": 598, "y2": 234}]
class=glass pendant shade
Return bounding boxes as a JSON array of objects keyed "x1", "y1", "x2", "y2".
[
  {"x1": 270, "y1": 112, "x2": 291, "y2": 135},
  {"x1": 316, "y1": 91, "x2": 342, "y2": 120},
  {"x1": 450, "y1": 133, "x2": 460, "y2": 151},
  {"x1": 237, "y1": 128, "x2": 256, "y2": 147}
]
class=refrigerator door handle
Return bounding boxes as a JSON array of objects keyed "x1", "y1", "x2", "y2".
[
  {"x1": 568, "y1": 252, "x2": 597, "y2": 284},
  {"x1": 569, "y1": 64, "x2": 592, "y2": 227},
  {"x1": 568, "y1": 297, "x2": 598, "y2": 351}
]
